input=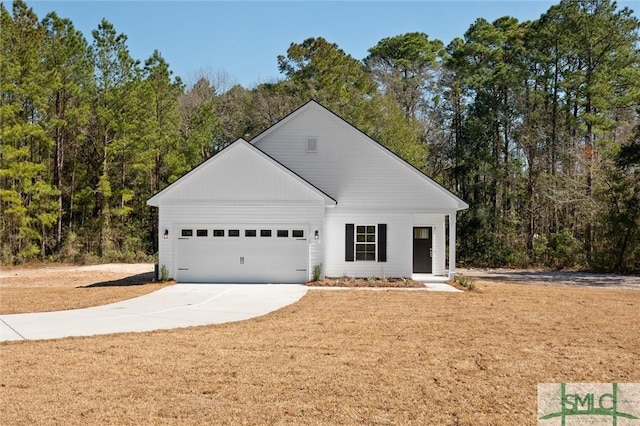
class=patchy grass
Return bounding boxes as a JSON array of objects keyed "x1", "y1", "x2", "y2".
[{"x1": 1, "y1": 282, "x2": 638, "y2": 425}]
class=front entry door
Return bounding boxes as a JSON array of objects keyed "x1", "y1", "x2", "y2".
[{"x1": 413, "y1": 227, "x2": 433, "y2": 274}]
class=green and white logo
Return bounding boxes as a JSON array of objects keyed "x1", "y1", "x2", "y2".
[{"x1": 538, "y1": 383, "x2": 640, "y2": 425}]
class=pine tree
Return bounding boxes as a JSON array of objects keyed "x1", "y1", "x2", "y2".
[
  {"x1": 365, "y1": 32, "x2": 444, "y2": 120},
  {"x1": 0, "y1": 1, "x2": 60, "y2": 262},
  {"x1": 41, "y1": 12, "x2": 92, "y2": 252},
  {"x1": 89, "y1": 19, "x2": 140, "y2": 257}
]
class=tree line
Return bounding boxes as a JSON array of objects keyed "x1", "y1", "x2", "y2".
[{"x1": 1, "y1": 0, "x2": 639, "y2": 272}]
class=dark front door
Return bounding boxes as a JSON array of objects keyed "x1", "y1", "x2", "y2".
[{"x1": 413, "y1": 227, "x2": 433, "y2": 274}]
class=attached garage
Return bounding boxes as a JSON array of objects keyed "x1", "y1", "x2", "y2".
[
  {"x1": 147, "y1": 138, "x2": 336, "y2": 283},
  {"x1": 174, "y1": 225, "x2": 309, "y2": 283}
]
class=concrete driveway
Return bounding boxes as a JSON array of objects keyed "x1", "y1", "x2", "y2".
[{"x1": 0, "y1": 284, "x2": 308, "y2": 342}]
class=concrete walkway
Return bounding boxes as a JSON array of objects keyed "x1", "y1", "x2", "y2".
[{"x1": 0, "y1": 284, "x2": 308, "y2": 342}]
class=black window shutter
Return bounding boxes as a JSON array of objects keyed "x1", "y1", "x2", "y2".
[
  {"x1": 378, "y1": 224, "x2": 387, "y2": 262},
  {"x1": 345, "y1": 223, "x2": 354, "y2": 262}
]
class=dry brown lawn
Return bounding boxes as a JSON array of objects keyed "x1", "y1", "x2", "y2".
[
  {"x1": 0, "y1": 264, "x2": 172, "y2": 314},
  {"x1": 1, "y1": 279, "x2": 639, "y2": 425},
  {"x1": 0, "y1": 284, "x2": 172, "y2": 314}
]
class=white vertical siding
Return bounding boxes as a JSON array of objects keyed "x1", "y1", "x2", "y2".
[{"x1": 158, "y1": 202, "x2": 324, "y2": 280}]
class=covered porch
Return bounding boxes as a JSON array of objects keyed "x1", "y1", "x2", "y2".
[{"x1": 411, "y1": 210, "x2": 458, "y2": 280}]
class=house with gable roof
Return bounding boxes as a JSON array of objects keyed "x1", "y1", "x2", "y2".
[{"x1": 147, "y1": 100, "x2": 468, "y2": 283}]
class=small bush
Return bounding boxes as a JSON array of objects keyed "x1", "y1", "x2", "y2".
[
  {"x1": 533, "y1": 235, "x2": 549, "y2": 265},
  {"x1": 452, "y1": 275, "x2": 476, "y2": 291},
  {"x1": 336, "y1": 274, "x2": 354, "y2": 285},
  {"x1": 79, "y1": 252, "x2": 100, "y2": 265},
  {"x1": 548, "y1": 229, "x2": 584, "y2": 269},
  {"x1": 312, "y1": 263, "x2": 322, "y2": 281},
  {"x1": 160, "y1": 264, "x2": 169, "y2": 282},
  {"x1": 1, "y1": 243, "x2": 14, "y2": 265}
]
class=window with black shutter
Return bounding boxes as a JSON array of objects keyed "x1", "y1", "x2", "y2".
[
  {"x1": 378, "y1": 224, "x2": 387, "y2": 262},
  {"x1": 345, "y1": 223, "x2": 387, "y2": 262},
  {"x1": 345, "y1": 224, "x2": 354, "y2": 262},
  {"x1": 355, "y1": 225, "x2": 376, "y2": 261}
]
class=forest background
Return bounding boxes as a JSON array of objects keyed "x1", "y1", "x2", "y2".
[{"x1": 1, "y1": 0, "x2": 639, "y2": 272}]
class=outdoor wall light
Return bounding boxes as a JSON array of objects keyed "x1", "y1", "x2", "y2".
[
  {"x1": 164, "y1": 229, "x2": 169, "y2": 239},
  {"x1": 314, "y1": 229, "x2": 319, "y2": 240}
]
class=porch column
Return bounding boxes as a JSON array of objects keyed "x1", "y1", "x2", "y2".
[{"x1": 448, "y1": 211, "x2": 457, "y2": 279}]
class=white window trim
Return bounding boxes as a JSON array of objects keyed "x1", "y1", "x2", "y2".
[{"x1": 355, "y1": 224, "x2": 377, "y2": 262}]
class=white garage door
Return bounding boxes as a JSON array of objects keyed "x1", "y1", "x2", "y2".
[{"x1": 175, "y1": 226, "x2": 309, "y2": 283}]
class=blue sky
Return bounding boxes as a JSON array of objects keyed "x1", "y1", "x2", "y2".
[{"x1": 28, "y1": 0, "x2": 639, "y2": 88}]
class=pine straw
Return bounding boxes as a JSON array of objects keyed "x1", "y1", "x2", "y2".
[
  {"x1": 308, "y1": 277, "x2": 425, "y2": 288},
  {"x1": 1, "y1": 283, "x2": 638, "y2": 425}
]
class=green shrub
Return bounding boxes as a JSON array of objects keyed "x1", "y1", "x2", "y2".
[
  {"x1": 453, "y1": 274, "x2": 476, "y2": 291},
  {"x1": 312, "y1": 263, "x2": 322, "y2": 281},
  {"x1": 160, "y1": 264, "x2": 169, "y2": 282},
  {"x1": 533, "y1": 235, "x2": 549, "y2": 265},
  {"x1": 548, "y1": 229, "x2": 584, "y2": 269},
  {"x1": 60, "y1": 230, "x2": 82, "y2": 263}
]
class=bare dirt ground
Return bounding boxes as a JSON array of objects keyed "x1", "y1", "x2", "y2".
[
  {"x1": 0, "y1": 263, "x2": 172, "y2": 314},
  {"x1": 1, "y1": 281, "x2": 638, "y2": 425},
  {"x1": 458, "y1": 267, "x2": 640, "y2": 290}
]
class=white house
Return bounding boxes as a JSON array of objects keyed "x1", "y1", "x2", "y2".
[{"x1": 147, "y1": 100, "x2": 468, "y2": 283}]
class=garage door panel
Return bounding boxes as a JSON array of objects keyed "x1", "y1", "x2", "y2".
[
  {"x1": 240, "y1": 238, "x2": 308, "y2": 283},
  {"x1": 175, "y1": 226, "x2": 308, "y2": 283}
]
